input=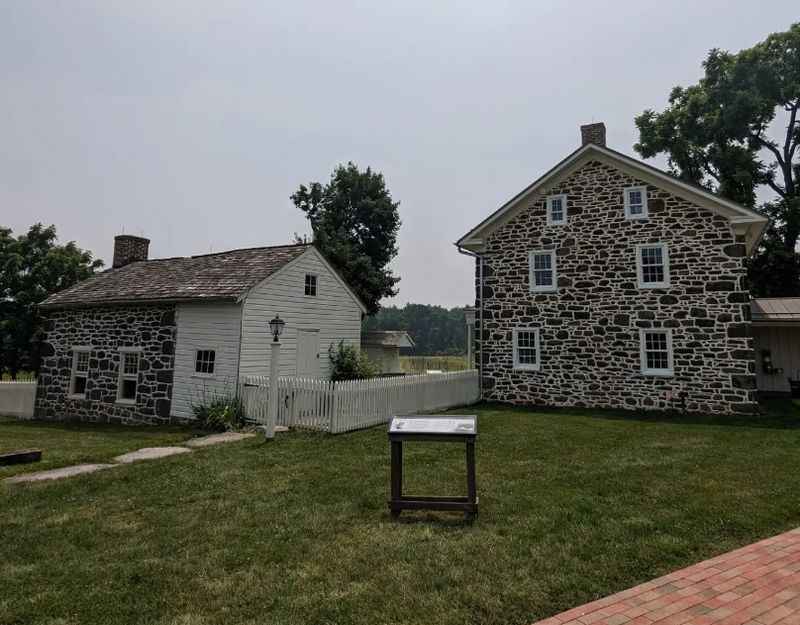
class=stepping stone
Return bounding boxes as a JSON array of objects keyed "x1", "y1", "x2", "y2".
[
  {"x1": 113, "y1": 446, "x2": 192, "y2": 464},
  {"x1": 184, "y1": 432, "x2": 255, "y2": 448},
  {"x1": 0, "y1": 449, "x2": 42, "y2": 466},
  {"x1": 5, "y1": 463, "x2": 115, "y2": 484}
]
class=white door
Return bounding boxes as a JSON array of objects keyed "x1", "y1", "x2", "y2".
[{"x1": 296, "y1": 329, "x2": 320, "y2": 377}]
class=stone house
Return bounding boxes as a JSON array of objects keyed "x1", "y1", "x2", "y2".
[
  {"x1": 36, "y1": 236, "x2": 366, "y2": 424},
  {"x1": 456, "y1": 123, "x2": 769, "y2": 414}
]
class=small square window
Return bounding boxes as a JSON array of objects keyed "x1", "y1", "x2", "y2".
[
  {"x1": 624, "y1": 186, "x2": 649, "y2": 219},
  {"x1": 640, "y1": 329, "x2": 673, "y2": 376},
  {"x1": 636, "y1": 243, "x2": 670, "y2": 288},
  {"x1": 513, "y1": 328, "x2": 540, "y2": 371},
  {"x1": 305, "y1": 274, "x2": 317, "y2": 296},
  {"x1": 529, "y1": 250, "x2": 557, "y2": 292},
  {"x1": 195, "y1": 350, "x2": 216, "y2": 375},
  {"x1": 546, "y1": 194, "x2": 567, "y2": 225}
]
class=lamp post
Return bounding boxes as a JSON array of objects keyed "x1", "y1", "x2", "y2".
[{"x1": 265, "y1": 314, "x2": 285, "y2": 440}]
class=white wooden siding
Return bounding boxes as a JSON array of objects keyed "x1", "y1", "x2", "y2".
[
  {"x1": 753, "y1": 325, "x2": 800, "y2": 394},
  {"x1": 239, "y1": 248, "x2": 363, "y2": 379},
  {"x1": 172, "y1": 302, "x2": 243, "y2": 420}
]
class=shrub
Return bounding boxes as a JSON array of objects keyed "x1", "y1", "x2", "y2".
[
  {"x1": 191, "y1": 393, "x2": 245, "y2": 431},
  {"x1": 329, "y1": 341, "x2": 376, "y2": 381}
]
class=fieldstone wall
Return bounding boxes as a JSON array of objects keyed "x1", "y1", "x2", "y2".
[
  {"x1": 476, "y1": 159, "x2": 756, "y2": 415},
  {"x1": 35, "y1": 304, "x2": 177, "y2": 424}
]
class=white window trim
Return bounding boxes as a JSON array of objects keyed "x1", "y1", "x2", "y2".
[
  {"x1": 304, "y1": 273, "x2": 318, "y2": 297},
  {"x1": 116, "y1": 346, "x2": 142, "y2": 405},
  {"x1": 513, "y1": 327, "x2": 541, "y2": 371},
  {"x1": 624, "y1": 185, "x2": 649, "y2": 220},
  {"x1": 192, "y1": 348, "x2": 217, "y2": 379},
  {"x1": 639, "y1": 329, "x2": 674, "y2": 377},
  {"x1": 546, "y1": 194, "x2": 568, "y2": 226},
  {"x1": 636, "y1": 243, "x2": 670, "y2": 289},
  {"x1": 529, "y1": 250, "x2": 558, "y2": 293},
  {"x1": 68, "y1": 346, "x2": 92, "y2": 399}
]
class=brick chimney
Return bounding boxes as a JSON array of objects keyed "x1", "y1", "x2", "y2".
[
  {"x1": 113, "y1": 235, "x2": 150, "y2": 268},
  {"x1": 580, "y1": 122, "x2": 606, "y2": 147}
]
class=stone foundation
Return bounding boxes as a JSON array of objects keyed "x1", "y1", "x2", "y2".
[{"x1": 35, "y1": 304, "x2": 177, "y2": 425}]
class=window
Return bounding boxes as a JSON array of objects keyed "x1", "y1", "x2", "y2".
[
  {"x1": 69, "y1": 347, "x2": 91, "y2": 398},
  {"x1": 195, "y1": 350, "x2": 216, "y2": 375},
  {"x1": 636, "y1": 243, "x2": 670, "y2": 288},
  {"x1": 640, "y1": 329, "x2": 673, "y2": 376},
  {"x1": 305, "y1": 273, "x2": 317, "y2": 296},
  {"x1": 117, "y1": 348, "x2": 141, "y2": 403},
  {"x1": 624, "y1": 186, "x2": 648, "y2": 219},
  {"x1": 546, "y1": 194, "x2": 567, "y2": 225},
  {"x1": 529, "y1": 250, "x2": 557, "y2": 292},
  {"x1": 513, "y1": 328, "x2": 540, "y2": 371}
]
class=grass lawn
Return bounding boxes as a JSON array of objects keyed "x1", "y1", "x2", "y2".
[
  {"x1": 2, "y1": 404, "x2": 800, "y2": 625},
  {"x1": 0, "y1": 417, "x2": 191, "y2": 478}
]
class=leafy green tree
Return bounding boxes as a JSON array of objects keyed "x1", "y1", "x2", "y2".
[
  {"x1": 635, "y1": 23, "x2": 800, "y2": 296},
  {"x1": 363, "y1": 303, "x2": 470, "y2": 355},
  {"x1": 291, "y1": 162, "x2": 401, "y2": 314},
  {"x1": 0, "y1": 224, "x2": 103, "y2": 378}
]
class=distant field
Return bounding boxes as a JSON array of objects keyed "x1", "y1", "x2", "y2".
[
  {"x1": 0, "y1": 372, "x2": 36, "y2": 382},
  {"x1": 400, "y1": 355, "x2": 469, "y2": 373}
]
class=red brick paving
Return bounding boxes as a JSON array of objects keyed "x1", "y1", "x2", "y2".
[{"x1": 532, "y1": 528, "x2": 800, "y2": 625}]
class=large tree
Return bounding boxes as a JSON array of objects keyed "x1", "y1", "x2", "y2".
[
  {"x1": 291, "y1": 162, "x2": 401, "y2": 314},
  {"x1": 0, "y1": 224, "x2": 102, "y2": 378},
  {"x1": 635, "y1": 23, "x2": 800, "y2": 296}
]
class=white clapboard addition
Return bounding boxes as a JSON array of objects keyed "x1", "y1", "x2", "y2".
[
  {"x1": 0, "y1": 381, "x2": 37, "y2": 418},
  {"x1": 240, "y1": 370, "x2": 480, "y2": 434},
  {"x1": 172, "y1": 303, "x2": 243, "y2": 420},
  {"x1": 238, "y1": 247, "x2": 365, "y2": 380}
]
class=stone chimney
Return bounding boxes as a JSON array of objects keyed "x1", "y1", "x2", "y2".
[
  {"x1": 113, "y1": 235, "x2": 150, "y2": 268},
  {"x1": 580, "y1": 122, "x2": 606, "y2": 147}
]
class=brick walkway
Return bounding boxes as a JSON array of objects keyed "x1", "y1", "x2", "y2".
[{"x1": 534, "y1": 528, "x2": 800, "y2": 625}]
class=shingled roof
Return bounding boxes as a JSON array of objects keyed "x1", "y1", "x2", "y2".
[{"x1": 40, "y1": 244, "x2": 310, "y2": 309}]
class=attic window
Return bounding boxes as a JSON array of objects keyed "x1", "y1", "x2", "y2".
[
  {"x1": 305, "y1": 274, "x2": 317, "y2": 296},
  {"x1": 624, "y1": 186, "x2": 648, "y2": 219},
  {"x1": 546, "y1": 194, "x2": 567, "y2": 225}
]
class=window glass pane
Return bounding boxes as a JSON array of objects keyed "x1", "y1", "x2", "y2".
[
  {"x1": 640, "y1": 246, "x2": 665, "y2": 283},
  {"x1": 195, "y1": 350, "x2": 216, "y2": 374},
  {"x1": 305, "y1": 274, "x2": 317, "y2": 296},
  {"x1": 76, "y1": 351, "x2": 89, "y2": 372},
  {"x1": 533, "y1": 254, "x2": 551, "y2": 270},
  {"x1": 516, "y1": 331, "x2": 538, "y2": 366},
  {"x1": 534, "y1": 270, "x2": 553, "y2": 286},
  {"x1": 550, "y1": 197, "x2": 564, "y2": 222},
  {"x1": 644, "y1": 332, "x2": 669, "y2": 370},
  {"x1": 73, "y1": 375, "x2": 87, "y2": 395},
  {"x1": 121, "y1": 378, "x2": 137, "y2": 400},
  {"x1": 123, "y1": 352, "x2": 138, "y2": 375}
]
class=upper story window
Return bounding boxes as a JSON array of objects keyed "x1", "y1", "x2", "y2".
[
  {"x1": 546, "y1": 194, "x2": 567, "y2": 226},
  {"x1": 69, "y1": 347, "x2": 91, "y2": 398},
  {"x1": 117, "y1": 348, "x2": 141, "y2": 404},
  {"x1": 640, "y1": 329, "x2": 673, "y2": 376},
  {"x1": 195, "y1": 350, "x2": 216, "y2": 376},
  {"x1": 305, "y1": 273, "x2": 317, "y2": 296},
  {"x1": 513, "y1": 327, "x2": 540, "y2": 371},
  {"x1": 624, "y1": 186, "x2": 648, "y2": 219},
  {"x1": 529, "y1": 250, "x2": 558, "y2": 293},
  {"x1": 636, "y1": 243, "x2": 670, "y2": 288}
]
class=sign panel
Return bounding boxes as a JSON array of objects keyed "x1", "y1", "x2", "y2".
[{"x1": 389, "y1": 416, "x2": 476, "y2": 435}]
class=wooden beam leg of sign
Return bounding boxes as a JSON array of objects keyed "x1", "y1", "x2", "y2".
[
  {"x1": 465, "y1": 440, "x2": 477, "y2": 520},
  {"x1": 390, "y1": 440, "x2": 403, "y2": 518}
]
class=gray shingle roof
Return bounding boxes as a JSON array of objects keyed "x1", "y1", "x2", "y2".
[
  {"x1": 40, "y1": 244, "x2": 310, "y2": 309},
  {"x1": 751, "y1": 298, "x2": 800, "y2": 322},
  {"x1": 361, "y1": 331, "x2": 415, "y2": 348}
]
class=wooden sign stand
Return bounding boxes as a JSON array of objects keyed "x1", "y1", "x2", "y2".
[{"x1": 387, "y1": 415, "x2": 478, "y2": 520}]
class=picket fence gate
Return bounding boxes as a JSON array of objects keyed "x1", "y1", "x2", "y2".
[{"x1": 240, "y1": 370, "x2": 479, "y2": 434}]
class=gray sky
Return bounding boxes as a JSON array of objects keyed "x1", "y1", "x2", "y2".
[{"x1": 1, "y1": 1, "x2": 796, "y2": 308}]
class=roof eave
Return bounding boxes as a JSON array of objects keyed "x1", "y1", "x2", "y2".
[{"x1": 39, "y1": 295, "x2": 241, "y2": 311}]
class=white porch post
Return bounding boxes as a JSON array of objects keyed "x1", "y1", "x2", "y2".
[{"x1": 266, "y1": 341, "x2": 280, "y2": 439}]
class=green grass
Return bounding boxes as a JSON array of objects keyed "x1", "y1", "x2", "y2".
[
  {"x1": 0, "y1": 417, "x2": 191, "y2": 478},
  {"x1": 2, "y1": 404, "x2": 800, "y2": 625},
  {"x1": 400, "y1": 355, "x2": 468, "y2": 373}
]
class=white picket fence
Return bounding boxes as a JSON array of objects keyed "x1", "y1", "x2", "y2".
[
  {"x1": 240, "y1": 370, "x2": 480, "y2": 434},
  {"x1": 0, "y1": 381, "x2": 37, "y2": 418}
]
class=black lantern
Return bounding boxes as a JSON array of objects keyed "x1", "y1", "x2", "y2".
[{"x1": 269, "y1": 314, "x2": 285, "y2": 342}]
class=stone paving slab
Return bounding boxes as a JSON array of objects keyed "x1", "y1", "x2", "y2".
[
  {"x1": 113, "y1": 446, "x2": 192, "y2": 464},
  {"x1": 184, "y1": 432, "x2": 255, "y2": 448},
  {"x1": 531, "y1": 527, "x2": 800, "y2": 625},
  {"x1": 4, "y1": 463, "x2": 116, "y2": 483}
]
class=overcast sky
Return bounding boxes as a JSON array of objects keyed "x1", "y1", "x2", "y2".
[{"x1": 1, "y1": 2, "x2": 796, "y2": 308}]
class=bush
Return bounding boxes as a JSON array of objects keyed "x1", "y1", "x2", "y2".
[
  {"x1": 191, "y1": 393, "x2": 245, "y2": 431},
  {"x1": 329, "y1": 341, "x2": 376, "y2": 381}
]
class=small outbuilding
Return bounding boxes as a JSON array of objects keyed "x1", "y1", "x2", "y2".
[
  {"x1": 361, "y1": 331, "x2": 415, "y2": 375},
  {"x1": 752, "y1": 298, "x2": 800, "y2": 397}
]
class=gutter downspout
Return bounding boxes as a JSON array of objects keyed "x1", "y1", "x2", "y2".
[{"x1": 456, "y1": 244, "x2": 483, "y2": 400}]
